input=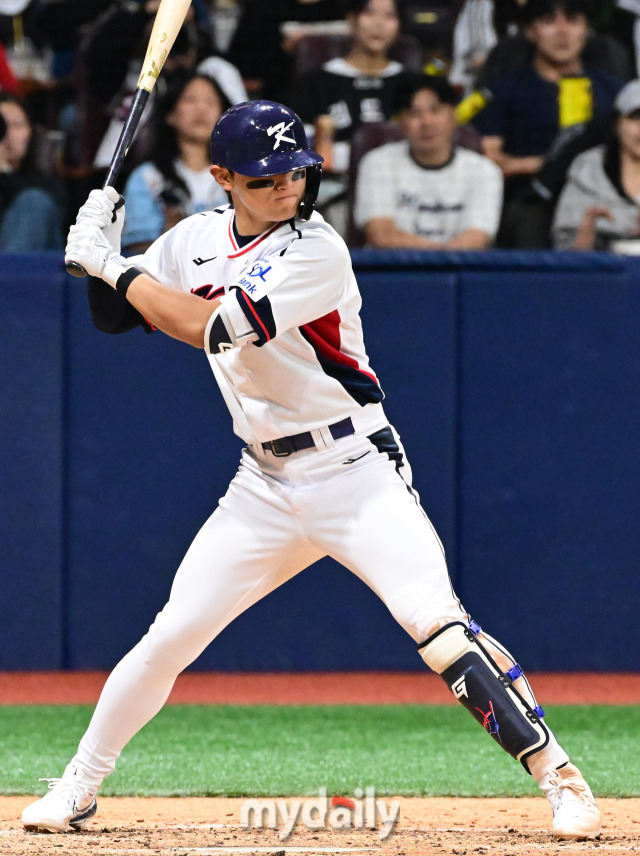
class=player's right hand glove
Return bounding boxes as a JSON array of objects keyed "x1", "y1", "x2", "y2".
[{"x1": 65, "y1": 187, "x2": 138, "y2": 289}]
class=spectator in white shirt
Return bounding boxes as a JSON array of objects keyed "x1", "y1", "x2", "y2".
[
  {"x1": 121, "y1": 71, "x2": 230, "y2": 254},
  {"x1": 450, "y1": 0, "x2": 498, "y2": 93},
  {"x1": 354, "y1": 74, "x2": 503, "y2": 248}
]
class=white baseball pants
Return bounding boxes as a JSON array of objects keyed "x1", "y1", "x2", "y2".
[{"x1": 72, "y1": 425, "x2": 566, "y2": 784}]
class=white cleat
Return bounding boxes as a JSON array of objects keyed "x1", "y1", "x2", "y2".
[
  {"x1": 22, "y1": 764, "x2": 98, "y2": 833},
  {"x1": 541, "y1": 763, "x2": 602, "y2": 840}
]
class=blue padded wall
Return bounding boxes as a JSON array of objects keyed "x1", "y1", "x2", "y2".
[
  {"x1": 1, "y1": 250, "x2": 638, "y2": 670},
  {"x1": 457, "y1": 258, "x2": 640, "y2": 669},
  {"x1": 0, "y1": 254, "x2": 64, "y2": 668}
]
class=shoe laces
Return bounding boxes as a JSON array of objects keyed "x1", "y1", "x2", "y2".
[
  {"x1": 39, "y1": 777, "x2": 94, "y2": 809},
  {"x1": 547, "y1": 771, "x2": 596, "y2": 811}
]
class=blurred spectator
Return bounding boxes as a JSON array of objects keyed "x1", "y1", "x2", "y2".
[
  {"x1": 78, "y1": 0, "x2": 232, "y2": 169},
  {"x1": 12, "y1": 0, "x2": 112, "y2": 137},
  {"x1": 227, "y1": 0, "x2": 346, "y2": 101},
  {"x1": 29, "y1": 0, "x2": 111, "y2": 81},
  {"x1": 474, "y1": 2, "x2": 631, "y2": 91},
  {"x1": 552, "y1": 79, "x2": 640, "y2": 250},
  {"x1": 611, "y1": 1, "x2": 640, "y2": 78},
  {"x1": 0, "y1": 40, "x2": 19, "y2": 92},
  {"x1": 120, "y1": 71, "x2": 229, "y2": 253},
  {"x1": 450, "y1": 0, "x2": 498, "y2": 92},
  {"x1": 206, "y1": 0, "x2": 242, "y2": 57},
  {"x1": 473, "y1": 0, "x2": 625, "y2": 247},
  {"x1": 353, "y1": 74, "x2": 503, "y2": 248},
  {"x1": 288, "y1": 0, "x2": 416, "y2": 236},
  {"x1": 82, "y1": 0, "x2": 212, "y2": 110},
  {"x1": 93, "y1": 51, "x2": 246, "y2": 172},
  {"x1": 0, "y1": 91, "x2": 63, "y2": 250},
  {"x1": 291, "y1": 0, "x2": 414, "y2": 174},
  {"x1": 450, "y1": 0, "x2": 527, "y2": 92}
]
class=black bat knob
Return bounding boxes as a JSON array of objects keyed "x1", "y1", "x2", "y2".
[{"x1": 66, "y1": 261, "x2": 88, "y2": 278}]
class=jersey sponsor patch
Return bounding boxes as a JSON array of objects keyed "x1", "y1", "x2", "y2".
[{"x1": 231, "y1": 256, "x2": 288, "y2": 301}]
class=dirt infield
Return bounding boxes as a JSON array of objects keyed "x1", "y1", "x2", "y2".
[
  {"x1": 2, "y1": 672, "x2": 640, "y2": 705},
  {"x1": 2, "y1": 796, "x2": 639, "y2": 856},
  {"x1": 3, "y1": 674, "x2": 638, "y2": 854}
]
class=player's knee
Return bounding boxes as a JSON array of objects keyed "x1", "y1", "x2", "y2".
[
  {"x1": 418, "y1": 621, "x2": 550, "y2": 772},
  {"x1": 140, "y1": 611, "x2": 213, "y2": 675},
  {"x1": 385, "y1": 581, "x2": 464, "y2": 642}
]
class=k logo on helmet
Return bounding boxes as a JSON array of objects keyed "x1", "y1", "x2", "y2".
[
  {"x1": 209, "y1": 100, "x2": 323, "y2": 219},
  {"x1": 267, "y1": 121, "x2": 296, "y2": 149}
]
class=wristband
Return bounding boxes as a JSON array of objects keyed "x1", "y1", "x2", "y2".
[
  {"x1": 115, "y1": 266, "x2": 143, "y2": 295},
  {"x1": 101, "y1": 251, "x2": 142, "y2": 290}
]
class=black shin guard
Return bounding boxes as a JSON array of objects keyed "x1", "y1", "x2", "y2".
[{"x1": 418, "y1": 622, "x2": 550, "y2": 772}]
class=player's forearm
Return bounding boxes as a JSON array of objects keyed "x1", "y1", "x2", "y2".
[{"x1": 124, "y1": 273, "x2": 220, "y2": 348}]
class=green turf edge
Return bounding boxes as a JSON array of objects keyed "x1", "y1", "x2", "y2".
[{"x1": 2, "y1": 704, "x2": 638, "y2": 798}]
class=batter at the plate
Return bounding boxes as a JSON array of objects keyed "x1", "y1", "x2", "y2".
[{"x1": 23, "y1": 100, "x2": 600, "y2": 842}]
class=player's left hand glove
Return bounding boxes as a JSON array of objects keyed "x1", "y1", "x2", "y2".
[
  {"x1": 75, "y1": 186, "x2": 126, "y2": 251},
  {"x1": 65, "y1": 187, "x2": 138, "y2": 289}
]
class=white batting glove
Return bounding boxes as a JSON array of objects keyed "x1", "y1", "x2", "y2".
[
  {"x1": 102, "y1": 187, "x2": 125, "y2": 253},
  {"x1": 74, "y1": 187, "x2": 125, "y2": 251},
  {"x1": 65, "y1": 187, "x2": 139, "y2": 290}
]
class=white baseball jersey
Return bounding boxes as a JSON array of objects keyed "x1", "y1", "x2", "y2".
[{"x1": 132, "y1": 206, "x2": 387, "y2": 444}]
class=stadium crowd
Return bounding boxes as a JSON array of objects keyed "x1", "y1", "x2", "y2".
[{"x1": 1, "y1": 0, "x2": 640, "y2": 252}]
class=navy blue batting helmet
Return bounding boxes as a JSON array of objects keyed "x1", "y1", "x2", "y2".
[{"x1": 210, "y1": 100, "x2": 323, "y2": 219}]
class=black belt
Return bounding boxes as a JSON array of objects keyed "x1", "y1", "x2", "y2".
[{"x1": 262, "y1": 417, "x2": 355, "y2": 456}]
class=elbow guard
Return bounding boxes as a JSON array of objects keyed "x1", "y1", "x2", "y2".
[{"x1": 204, "y1": 304, "x2": 259, "y2": 354}]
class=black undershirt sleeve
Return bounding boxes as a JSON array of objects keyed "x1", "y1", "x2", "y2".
[{"x1": 87, "y1": 277, "x2": 153, "y2": 335}]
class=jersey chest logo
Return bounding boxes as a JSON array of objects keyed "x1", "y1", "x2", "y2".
[{"x1": 232, "y1": 256, "x2": 288, "y2": 301}]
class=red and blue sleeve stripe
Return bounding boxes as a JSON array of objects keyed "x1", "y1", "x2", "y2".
[
  {"x1": 233, "y1": 288, "x2": 277, "y2": 346},
  {"x1": 300, "y1": 311, "x2": 383, "y2": 406}
]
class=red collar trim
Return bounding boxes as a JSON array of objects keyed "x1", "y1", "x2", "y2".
[{"x1": 227, "y1": 216, "x2": 284, "y2": 259}]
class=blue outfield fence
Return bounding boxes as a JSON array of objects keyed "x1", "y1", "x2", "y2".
[{"x1": 1, "y1": 250, "x2": 639, "y2": 671}]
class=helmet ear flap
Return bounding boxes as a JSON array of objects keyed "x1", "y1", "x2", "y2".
[{"x1": 298, "y1": 164, "x2": 322, "y2": 220}]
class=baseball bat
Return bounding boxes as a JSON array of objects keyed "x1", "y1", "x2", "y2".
[{"x1": 66, "y1": 0, "x2": 193, "y2": 277}]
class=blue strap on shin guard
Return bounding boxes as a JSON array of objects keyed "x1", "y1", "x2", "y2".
[{"x1": 418, "y1": 622, "x2": 549, "y2": 772}]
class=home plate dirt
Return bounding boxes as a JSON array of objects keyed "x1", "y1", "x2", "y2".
[{"x1": 1, "y1": 797, "x2": 639, "y2": 856}]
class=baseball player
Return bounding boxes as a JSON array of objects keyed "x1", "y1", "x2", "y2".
[{"x1": 23, "y1": 101, "x2": 600, "y2": 840}]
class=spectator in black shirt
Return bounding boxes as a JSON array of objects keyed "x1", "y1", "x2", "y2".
[
  {"x1": 473, "y1": 0, "x2": 625, "y2": 247},
  {"x1": 291, "y1": 0, "x2": 414, "y2": 174}
]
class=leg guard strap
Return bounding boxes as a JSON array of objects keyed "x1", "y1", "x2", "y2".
[{"x1": 418, "y1": 622, "x2": 550, "y2": 772}]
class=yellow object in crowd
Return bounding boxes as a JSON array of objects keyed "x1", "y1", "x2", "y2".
[
  {"x1": 558, "y1": 77, "x2": 593, "y2": 127},
  {"x1": 455, "y1": 89, "x2": 491, "y2": 124}
]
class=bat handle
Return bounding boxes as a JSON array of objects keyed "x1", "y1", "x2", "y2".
[
  {"x1": 66, "y1": 260, "x2": 89, "y2": 277},
  {"x1": 65, "y1": 88, "x2": 150, "y2": 280}
]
